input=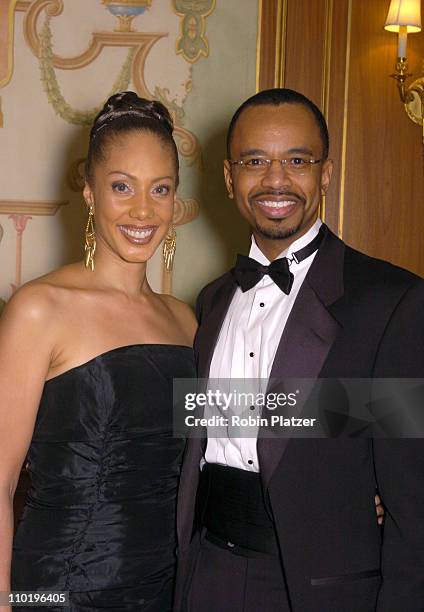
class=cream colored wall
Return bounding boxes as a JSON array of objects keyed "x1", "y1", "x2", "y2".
[
  {"x1": 0, "y1": 0, "x2": 258, "y2": 310},
  {"x1": 173, "y1": 0, "x2": 259, "y2": 303}
]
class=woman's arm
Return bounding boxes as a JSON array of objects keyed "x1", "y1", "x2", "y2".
[{"x1": 0, "y1": 285, "x2": 55, "y2": 596}]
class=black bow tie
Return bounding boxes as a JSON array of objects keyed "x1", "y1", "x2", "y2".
[
  {"x1": 233, "y1": 255, "x2": 294, "y2": 294},
  {"x1": 232, "y1": 225, "x2": 326, "y2": 294}
]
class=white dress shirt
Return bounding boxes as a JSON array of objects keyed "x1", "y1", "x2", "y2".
[{"x1": 205, "y1": 219, "x2": 322, "y2": 472}]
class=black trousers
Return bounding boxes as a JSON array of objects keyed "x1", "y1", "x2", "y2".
[{"x1": 184, "y1": 530, "x2": 291, "y2": 612}]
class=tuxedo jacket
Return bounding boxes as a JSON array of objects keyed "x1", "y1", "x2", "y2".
[{"x1": 175, "y1": 227, "x2": 424, "y2": 612}]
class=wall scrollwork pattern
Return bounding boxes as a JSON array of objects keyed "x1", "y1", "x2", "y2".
[
  {"x1": 0, "y1": 0, "x2": 258, "y2": 304},
  {"x1": 0, "y1": 0, "x2": 220, "y2": 297},
  {"x1": 173, "y1": 0, "x2": 216, "y2": 63}
]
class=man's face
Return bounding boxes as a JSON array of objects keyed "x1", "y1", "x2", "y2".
[{"x1": 224, "y1": 103, "x2": 333, "y2": 257}]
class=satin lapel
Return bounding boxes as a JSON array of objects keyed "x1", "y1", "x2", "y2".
[
  {"x1": 258, "y1": 229, "x2": 345, "y2": 490},
  {"x1": 194, "y1": 274, "x2": 238, "y2": 378}
]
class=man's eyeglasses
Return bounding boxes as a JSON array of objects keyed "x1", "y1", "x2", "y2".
[{"x1": 228, "y1": 156, "x2": 324, "y2": 176}]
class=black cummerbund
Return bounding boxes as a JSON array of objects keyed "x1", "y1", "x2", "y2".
[{"x1": 198, "y1": 463, "x2": 279, "y2": 555}]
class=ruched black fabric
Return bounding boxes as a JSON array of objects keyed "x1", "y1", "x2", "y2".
[{"x1": 12, "y1": 344, "x2": 195, "y2": 611}]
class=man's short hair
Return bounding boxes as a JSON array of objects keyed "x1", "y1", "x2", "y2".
[{"x1": 226, "y1": 88, "x2": 329, "y2": 160}]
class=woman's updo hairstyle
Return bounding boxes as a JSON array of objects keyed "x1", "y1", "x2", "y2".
[{"x1": 85, "y1": 91, "x2": 179, "y2": 184}]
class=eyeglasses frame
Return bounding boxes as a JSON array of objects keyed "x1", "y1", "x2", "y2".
[{"x1": 227, "y1": 157, "x2": 325, "y2": 175}]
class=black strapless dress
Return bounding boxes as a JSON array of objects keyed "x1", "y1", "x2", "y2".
[{"x1": 12, "y1": 344, "x2": 195, "y2": 611}]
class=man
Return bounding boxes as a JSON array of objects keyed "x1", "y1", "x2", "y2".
[{"x1": 175, "y1": 89, "x2": 424, "y2": 611}]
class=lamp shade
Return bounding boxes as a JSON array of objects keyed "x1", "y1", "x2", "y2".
[{"x1": 384, "y1": 0, "x2": 422, "y2": 32}]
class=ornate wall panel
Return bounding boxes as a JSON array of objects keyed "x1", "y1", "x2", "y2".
[{"x1": 0, "y1": 0, "x2": 258, "y2": 306}]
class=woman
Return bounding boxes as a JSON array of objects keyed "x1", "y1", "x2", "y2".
[{"x1": 0, "y1": 92, "x2": 197, "y2": 610}]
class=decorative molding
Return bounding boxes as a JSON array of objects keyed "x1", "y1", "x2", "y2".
[
  {"x1": 255, "y1": 0, "x2": 262, "y2": 92},
  {"x1": 319, "y1": 0, "x2": 334, "y2": 223},
  {"x1": 24, "y1": 0, "x2": 201, "y2": 167},
  {"x1": 67, "y1": 158, "x2": 86, "y2": 192},
  {"x1": 39, "y1": 15, "x2": 135, "y2": 125},
  {"x1": 154, "y1": 85, "x2": 201, "y2": 165},
  {"x1": 24, "y1": 0, "x2": 167, "y2": 104},
  {"x1": 173, "y1": 124, "x2": 199, "y2": 163},
  {"x1": 172, "y1": 0, "x2": 215, "y2": 64},
  {"x1": 9, "y1": 213, "x2": 31, "y2": 291},
  {"x1": 339, "y1": 0, "x2": 352, "y2": 239},
  {"x1": 0, "y1": 202, "x2": 66, "y2": 296},
  {"x1": 102, "y1": 0, "x2": 152, "y2": 33},
  {"x1": 174, "y1": 196, "x2": 199, "y2": 226},
  {"x1": 275, "y1": 0, "x2": 287, "y2": 87},
  {"x1": 15, "y1": 0, "x2": 29, "y2": 10},
  {"x1": 0, "y1": 200, "x2": 67, "y2": 215},
  {"x1": 321, "y1": 0, "x2": 333, "y2": 121},
  {"x1": 24, "y1": 1, "x2": 166, "y2": 73},
  {"x1": 0, "y1": 0, "x2": 18, "y2": 88},
  {"x1": 256, "y1": 0, "x2": 287, "y2": 91},
  {"x1": 24, "y1": 0, "x2": 201, "y2": 164},
  {"x1": 0, "y1": 0, "x2": 18, "y2": 127}
]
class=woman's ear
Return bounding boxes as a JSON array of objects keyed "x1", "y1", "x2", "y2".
[{"x1": 83, "y1": 183, "x2": 94, "y2": 210}]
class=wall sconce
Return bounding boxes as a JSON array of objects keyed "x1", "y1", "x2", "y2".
[{"x1": 384, "y1": 0, "x2": 423, "y2": 129}]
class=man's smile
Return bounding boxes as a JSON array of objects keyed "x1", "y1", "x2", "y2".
[{"x1": 251, "y1": 192, "x2": 305, "y2": 219}]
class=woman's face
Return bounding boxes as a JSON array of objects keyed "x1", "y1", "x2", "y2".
[{"x1": 83, "y1": 129, "x2": 177, "y2": 266}]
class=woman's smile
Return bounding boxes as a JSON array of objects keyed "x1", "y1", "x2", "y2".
[{"x1": 117, "y1": 224, "x2": 158, "y2": 245}]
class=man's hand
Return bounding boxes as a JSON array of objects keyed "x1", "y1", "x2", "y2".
[{"x1": 375, "y1": 494, "x2": 384, "y2": 525}]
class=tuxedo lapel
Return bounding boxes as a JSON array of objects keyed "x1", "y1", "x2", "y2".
[
  {"x1": 178, "y1": 275, "x2": 237, "y2": 549},
  {"x1": 258, "y1": 229, "x2": 345, "y2": 490},
  {"x1": 194, "y1": 273, "x2": 237, "y2": 378}
]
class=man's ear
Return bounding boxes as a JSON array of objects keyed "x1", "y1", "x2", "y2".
[
  {"x1": 223, "y1": 160, "x2": 234, "y2": 199},
  {"x1": 320, "y1": 158, "x2": 333, "y2": 195}
]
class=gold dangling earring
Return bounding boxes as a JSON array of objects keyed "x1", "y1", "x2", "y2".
[
  {"x1": 162, "y1": 225, "x2": 176, "y2": 272},
  {"x1": 84, "y1": 205, "x2": 96, "y2": 271}
]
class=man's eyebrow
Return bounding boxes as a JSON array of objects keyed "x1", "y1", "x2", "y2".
[
  {"x1": 238, "y1": 149, "x2": 268, "y2": 157},
  {"x1": 286, "y1": 147, "x2": 315, "y2": 156},
  {"x1": 237, "y1": 147, "x2": 316, "y2": 158}
]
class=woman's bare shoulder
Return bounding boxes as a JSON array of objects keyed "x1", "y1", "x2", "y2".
[
  {"x1": 2, "y1": 283, "x2": 57, "y2": 324},
  {"x1": 31, "y1": 261, "x2": 87, "y2": 289},
  {"x1": 1, "y1": 263, "x2": 85, "y2": 327}
]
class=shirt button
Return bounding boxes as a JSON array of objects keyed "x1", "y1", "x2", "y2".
[
  {"x1": 249, "y1": 352, "x2": 254, "y2": 357},
  {"x1": 259, "y1": 302, "x2": 265, "y2": 307},
  {"x1": 250, "y1": 405, "x2": 255, "y2": 411},
  {"x1": 248, "y1": 459, "x2": 253, "y2": 465}
]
